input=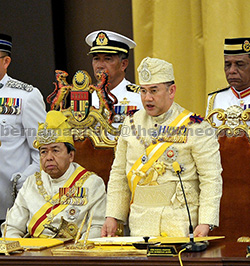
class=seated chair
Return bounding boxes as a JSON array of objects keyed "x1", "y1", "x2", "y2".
[{"x1": 206, "y1": 105, "x2": 250, "y2": 242}]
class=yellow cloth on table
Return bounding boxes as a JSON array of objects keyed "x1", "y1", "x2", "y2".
[{"x1": 0, "y1": 238, "x2": 65, "y2": 250}]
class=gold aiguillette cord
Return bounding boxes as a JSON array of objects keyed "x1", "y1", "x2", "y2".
[
  {"x1": 83, "y1": 212, "x2": 93, "y2": 247},
  {"x1": 74, "y1": 212, "x2": 88, "y2": 244},
  {"x1": 3, "y1": 208, "x2": 9, "y2": 242}
]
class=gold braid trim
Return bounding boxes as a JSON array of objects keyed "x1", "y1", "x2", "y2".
[{"x1": 208, "y1": 93, "x2": 217, "y2": 114}]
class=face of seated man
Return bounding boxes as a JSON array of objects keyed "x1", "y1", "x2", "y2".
[{"x1": 39, "y1": 142, "x2": 74, "y2": 179}]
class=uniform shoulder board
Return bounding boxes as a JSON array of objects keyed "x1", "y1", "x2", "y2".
[
  {"x1": 208, "y1": 86, "x2": 230, "y2": 96},
  {"x1": 6, "y1": 78, "x2": 34, "y2": 92},
  {"x1": 126, "y1": 84, "x2": 140, "y2": 93}
]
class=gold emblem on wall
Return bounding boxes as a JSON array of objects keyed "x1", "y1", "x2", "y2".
[{"x1": 47, "y1": 70, "x2": 120, "y2": 147}]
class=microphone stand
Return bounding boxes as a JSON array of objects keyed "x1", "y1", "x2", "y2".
[{"x1": 173, "y1": 162, "x2": 207, "y2": 252}]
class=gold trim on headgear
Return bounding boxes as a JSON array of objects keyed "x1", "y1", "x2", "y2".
[
  {"x1": 224, "y1": 38, "x2": 250, "y2": 55},
  {"x1": 33, "y1": 111, "x2": 74, "y2": 149},
  {"x1": 85, "y1": 30, "x2": 136, "y2": 55}
]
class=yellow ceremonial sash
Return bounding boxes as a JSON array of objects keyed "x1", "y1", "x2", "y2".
[
  {"x1": 127, "y1": 109, "x2": 193, "y2": 203},
  {"x1": 28, "y1": 166, "x2": 88, "y2": 237}
]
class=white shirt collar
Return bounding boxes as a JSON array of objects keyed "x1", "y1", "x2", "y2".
[{"x1": 0, "y1": 73, "x2": 9, "y2": 86}]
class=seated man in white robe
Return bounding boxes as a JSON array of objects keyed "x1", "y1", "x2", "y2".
[{"x1": 1, "y1": 110, "x2": 106, "y2": 239}]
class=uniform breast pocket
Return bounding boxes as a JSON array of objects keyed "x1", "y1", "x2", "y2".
[{"x1": 0, "y1": 115, "x2": 21, "y2": 142}]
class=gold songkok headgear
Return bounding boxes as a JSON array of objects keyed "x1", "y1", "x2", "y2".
[
  {"x1": 137, "y1": 57, "x2": 175, "y2": 85},
  {"x1": 33, "y1": 110, "x2": 74, "y2": 149}
]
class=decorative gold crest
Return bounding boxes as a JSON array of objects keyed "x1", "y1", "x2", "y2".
[
  {"x1": 35, "y1": 123, "x2": 58, "y2": 145},
  {"x1": 164, "y1": 146, "x2": 178, "y2": 162},
  {"x1": 47, "y1": 69, "x2": 120, "y2": 148},
  {"x1": 140, "y1": 61, "x2": 151, "y2": 82},
  {"x1": 96, "y1": 32, "x2": 108, "y2": 46},
  {"x1": 243, "y1": 40, "x2": 250, "y2": 52},
  {"x1": 71, "y1": 70, "x2": 92, "y2": 122},
  {"x1": 73, "y1": 70, "x2": 91, "y2": 91}
]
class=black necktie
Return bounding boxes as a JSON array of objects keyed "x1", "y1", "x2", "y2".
[{"x1": 0, "y1": 83, "x2": 3, "y2": 89}]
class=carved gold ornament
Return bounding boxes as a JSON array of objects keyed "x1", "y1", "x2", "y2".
[{"x1": 205, "y1": 105, "x2": 250, "y2": 138}]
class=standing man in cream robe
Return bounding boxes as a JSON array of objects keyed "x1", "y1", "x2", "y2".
[{"x1": 102, "y1": 57, "x2": 222, "y2": 237}]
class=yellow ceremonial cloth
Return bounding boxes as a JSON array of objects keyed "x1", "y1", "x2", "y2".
[
  {"x1": 28, "y1": 166, "x2": 87, "y2": 237},
  {"x1": 127, "y1": 109, "x2": 193, "y2": 202}
]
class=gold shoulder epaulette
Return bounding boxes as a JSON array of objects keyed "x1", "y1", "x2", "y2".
[
  {"x1": 126, "y1": 84, "x2": 140, "y2": 93},
  {"x1": 208, "y1": 86, "x2": 230, "y2": 96}
]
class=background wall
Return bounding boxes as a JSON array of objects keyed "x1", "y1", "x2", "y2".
[
  {"x1": 0, "y1": 0, "x2": 134, "y2": 111},
  {"x1": 1, "y1": 0, "x2": 250, "y2": 116},
  {"x1": 0, "y1": 0, "x2": 55, "y2": 110}
]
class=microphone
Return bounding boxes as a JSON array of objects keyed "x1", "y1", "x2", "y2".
[{"x1": 172, "y1": 161, "x2": 207, "y2": 252}]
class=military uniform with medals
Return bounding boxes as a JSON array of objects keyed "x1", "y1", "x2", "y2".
[
  {"x1": 206, "y1": 38, "x2": 250, "y2": 126},
  {"x1": 91, "y1": 78, "x2": 143, "y2": 126},
  {"x1": 0, "y1": 73, "x2": 46, "y2": 219},
  {"x1": 85, "y1": 30, "x2": 143, "y2": 129},
  {"x1": 0, "y1": 34, "x2": 47, "y2": 221},
  {"x1": 206, "y1": 86, "x2": 250, "y2": 126}
]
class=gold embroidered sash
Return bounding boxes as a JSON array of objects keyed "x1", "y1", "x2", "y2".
[
  {"x1": 28, "y1": 166, "x2": 89, "y2": 237},
  {"x1": 127, "y1": 109, "x2": 193, "y2": 203}
]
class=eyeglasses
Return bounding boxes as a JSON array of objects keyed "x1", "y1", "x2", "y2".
[{"x1": 0, "y1": 56, "x2": 7, "y2": 59}]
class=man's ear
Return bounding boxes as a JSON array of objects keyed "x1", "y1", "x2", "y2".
[
  {"x1": 69, "y1": 151, "x2": 75, "y2": 162},
  {"x1": 121, "y1": 59, "x2": 129, "y2": 71},
  {"x1": 3, "y1": 56, "x2": 11, "y2": 70},
  {"x1": 169, "y1": 84, "x2": 176, "y2": 99}
]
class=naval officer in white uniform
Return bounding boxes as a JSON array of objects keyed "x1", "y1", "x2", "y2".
[
  {"x1": 85, "y1": 30, "x2": 143, "y2": 126},
  {"x1": 0, "y1": 33, "x2": 46, "y2": 227}
]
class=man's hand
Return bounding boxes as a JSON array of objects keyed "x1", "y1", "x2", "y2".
[
  {"x1": 194, "y1": 224, "x2": 210, "y2": 237},
  {"x1": 101, "y1": 217, "x2": 118, "y2": 237}
]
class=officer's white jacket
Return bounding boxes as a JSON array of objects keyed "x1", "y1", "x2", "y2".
[
  {"x1": 206, "y1": 86, "x2": 250, "y2": 126},
  {"x1": 91, "y1": 78, "x2": 143, "y2": 111},
  {"x1": 0, "y1": 74, "x2": 47, "y2": 219}
]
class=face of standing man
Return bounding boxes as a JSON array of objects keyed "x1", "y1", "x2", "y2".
[
  {"x1": 137, "y1": 56, "x2": 176, "y2": 116},
  {"x1": 85, "y1": 30, "x2": 136, "y2": 90},
  {"x1": 224, "y1": 38, "x2": 250, "y2": 91},
  {"x1": 91, "y1": 53, "x2": 128, "y2": 90},
  {"x1": 224, "y1": 54, "x2": 250, "y2": 91},
  {"x1": 0, "y1": 52, "x2": 11, "y2": 80},
  {"x1": 140, "y1": 82, "x2": 176, "y2": 117},
  {"x1": 0, "y1": 34, "x2": 12, "y2": 80}
]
